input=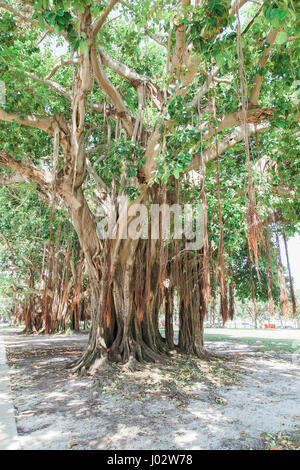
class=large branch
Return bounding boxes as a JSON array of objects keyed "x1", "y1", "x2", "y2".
[
  {"x1": 188, "y1": 121, "x2": 270, "y2": 171},
  {"x1": 0, "y1": 1, "x2": 40, "y2": 26},
  {"x1": 0, "y1": 172, "x2": 26, "y2": 186},
  {"x1": 170, "y1": 0, "x2": 191, "y2": 75},
  {"x1": 170, "y1": 1, "x2": 201, "y2": 97},
  {"x1": 92, "y1": 0, "x2": 120, "y2": 39},
  {"x1": 0, "y1": 150, "x2": 51, "y2": 186},
  {"x1": 97, "y1": 46, "x2": 165, "y2": 110},
  {"x1": 171, "y1": 0, "x2": 247, "y2": 99},
  {"x1": 249, "y1": 28, "x2": 280, "y2": 105},
  {"x1": 0, "y1": 108, "x2": 55, "y2": 135},
  {"x1": 85, "y1": 158, "x2": 109, "y2": 193},
  {"x1": 23, "y1": 71, "x2": 72, "y2": 101},
  {"x1": 45, "y1": 58, "x2": 78, "y2": 80},
  {"x1": 91, "y1": 45, "x2": 134, "y2": 137},
  {"x1": 202, "y1": 105, "x2": 273, "y2": 140}
]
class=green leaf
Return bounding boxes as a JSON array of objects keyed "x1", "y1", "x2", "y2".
[{"x1": 275, "y1": 31, "x2": 288, "y2": 45}]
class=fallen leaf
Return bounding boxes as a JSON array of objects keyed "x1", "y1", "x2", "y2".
[{"x1": 68, "y1": 442, "x2": 78, "y2": 448}]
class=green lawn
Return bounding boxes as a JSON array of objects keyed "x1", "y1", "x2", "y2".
[{"x1": 204, "y1": 328, "x2": 300, "y2": 353}]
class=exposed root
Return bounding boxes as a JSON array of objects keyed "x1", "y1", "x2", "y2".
[
  {"x1": 118, "y1": 356, "x2": 144, "y2": 372},
  {"x1": 69, "y1": 340, "x2": 169, "y2": 375}
]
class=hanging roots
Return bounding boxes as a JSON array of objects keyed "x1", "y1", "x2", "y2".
[
  {"x1": 267, "y1": 280, "x2": 275, "y2": 316},
  {"x1": 201, "y1": 164, "x2": 211, "y2": 314},
  {"x1": 246, "y1": 195, "x2": 266, "y2": 283},
  {"x1": 211, "y1": 56, "x2": 227, "y2": 325},
  {"x1": 236, "y1": 8, "x2": 265, "y2": 284},
  {"x1": 228, "y1": 249, "x2": 234, "y2": 321},
  {"x1": 264, "y1": 229, "x2": 275, "y2": 316}
]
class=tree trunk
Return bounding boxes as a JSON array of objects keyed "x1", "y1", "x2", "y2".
[
  {"x1": 165, "y1": 286, "x2": 175, "y2": 350},
  {"x1": 23, "y1": 268, "x2": 35, "y2": 333},
  {"x1": 60, "y1": 181, "x2": 207, "y2": 372},
  {"x1": 177, "y1": 252, "x2": 206, "y2": 357},
  {"x1": 72, "y1": 236, "x2": 170, "y2": 373}
]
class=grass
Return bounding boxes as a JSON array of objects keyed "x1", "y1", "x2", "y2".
[
  {"x1": 158, "y1": 327, "x2": 299, "y2": 353},
  {"x1": 204, "y1": 328, "x2": 300, "y2": 353}
]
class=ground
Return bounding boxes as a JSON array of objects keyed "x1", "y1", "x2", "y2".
[{"x1": 1, "y1": 326, "x2": 300, "y2": 450}]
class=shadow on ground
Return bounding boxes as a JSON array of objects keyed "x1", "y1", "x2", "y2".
[{"x1": 2, "y1": 328, "x2": 300, "y2": 450}]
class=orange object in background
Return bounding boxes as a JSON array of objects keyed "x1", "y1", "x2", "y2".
[{"x1": 264, "y1": 324, "x2": 276, "y2": 328}]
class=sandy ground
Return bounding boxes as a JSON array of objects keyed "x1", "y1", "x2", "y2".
[{"x1": 1, "y1": 327, "x2": 300, "y2": 450}]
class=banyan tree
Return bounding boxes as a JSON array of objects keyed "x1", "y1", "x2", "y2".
[{"x1": 0, "y1": 0, "x2": 298, "y2": 372}]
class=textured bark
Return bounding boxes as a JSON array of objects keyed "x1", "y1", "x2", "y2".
[
  {"x1": 165, "y1": 286, "x2": 175, "y2": 350},
  {"x1": 23, "y1": 268, "x2": 35, "y2": 333},
  {"x1": 177, "y1": 252, "x2": 206, "y2": 358},
  {"x1": 72, "y1": 235, "x2": 169, "y2": 372}
]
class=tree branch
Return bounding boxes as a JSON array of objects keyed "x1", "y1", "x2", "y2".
[
  {"x1": 202, "y1": 105, "x2": 273, "y2": 140},
  {"x1": 146, "y1": 31, "x2": 167, "y2": 48},
  {"x1": 97, "y1": 45, "x2": 165, "y2": 110},
  {"x1": 91, "y1": 45, "x2": 134, "y2": 137},
  {"x1": 0, "y1": 108, "x2": 55, "y2": 135},
  {"x1": 190, "y1": 67, "x2": 221, "y2": 108},
  {"x1": 23, "y1": 71, "x2": 72, "y2": 101},
  {"x1": 0, "y1": 172, "x2": 26, "y2": 186},
  {"x1": 0, "y1": 233, "x2": 42, "y2": 275},
  {"x1": 0, "y1": 1, "x2": 40, "y2": 26},
  {"x1": 249, "y1": 28, "x2": 280, "y2": 105},
  {"x1": 92, "y1": 0, "x2": 121, "y2": 39},
  {"x1": 86, "y1": 158, "x2": 109, "y2": 193},
  {"x1": 45, "y1": 58, "x2": 79, "y2": 80},
  {"x1": 229, "y1": 0, "x2": 249, "y2": 15},
  {"x1": 0, "y1": 150, "x2": 51, "y2": 186},
  {"x1": 188, "y1": 121, "x2": 270, "y2": 171}
]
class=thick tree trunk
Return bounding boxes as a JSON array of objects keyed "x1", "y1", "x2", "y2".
[
  {"x1": 178, "y1": 298, "x2": 205, "y2": 357},
  {"x1": 23, "y1": 268, "x2": 35, "y2": 333},
  {"x1": 177, "y1": 252, "x2": 206, "y2": 357},
  {"x1": 61, "y1": 182, "x2": 206, "y2": 372},
  {"x1": 72, "y1": 237, "x2": 170, "y2": 373}
]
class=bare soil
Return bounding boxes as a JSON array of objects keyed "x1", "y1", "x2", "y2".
[{"x1": 2, "y1": 327, "x2": 300, "y2": 450}]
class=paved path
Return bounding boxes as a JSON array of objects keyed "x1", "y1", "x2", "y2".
[{"x1": 0, "y1": 327, "x2": 21, "y2": 450}]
